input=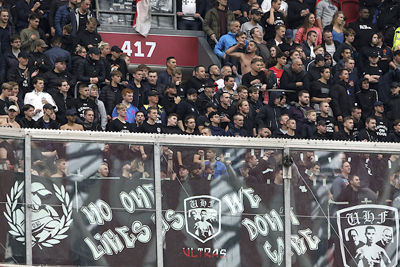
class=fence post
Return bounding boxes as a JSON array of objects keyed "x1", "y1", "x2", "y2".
[
  {"x1": 24, "y1": 134, "x2": 32, "y2": 265},
  {"x1": 154, "y1": 142, "x2": 164, "y2": 267},
  {"x1": 283, "y1": 147, "x2": 293, "y2": 267}
]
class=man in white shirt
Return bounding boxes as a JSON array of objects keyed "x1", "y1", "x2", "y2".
[{"x1": 23, "y1": 77, "x2": 58, "y2": 121}]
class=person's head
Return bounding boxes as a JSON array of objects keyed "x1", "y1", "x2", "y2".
[
  {"x1": 32, "y1": 77, "x2": 44, "y2": 92},
  {"x1": 7, "y1": 105, "x2": 19, "y2": 119},
  {"x1": 147, "y1": 90, "x2": 159, "y2": 104},
  {"x1": 391, "y1": 82, "x2": 400, "y2": 95},
  {"x1": 8, "y1": 82, "x2": 18, "y2": 96},
  {"x1": 77, "y1": 83, "x2": 89, "y2": 99},
  {"x1": 178, "y1": 165, "x2": 189, "y2": 179},
  {"x1": 220, "y1": 92, "x2": 231, "y2": 106},
  {"x1": 359, "y1": 7, "x2": 370, "y2": 20},
  {"x1": 89, "y1": 84, "x2": 99, "y2": 98},
  {"x1": 303, "y1": 13, "x2": 316, "y2": 28},
  {"x1": 110, "y1": 45, "x2": 123, "y2": 59},
  {"x1": 343, "y1": 116, "x2": 354, "y2": 131},
  {"x1": 17, "y1": 51, "x2": 28, "y2": 66},
  {"x1": 270, "y1": 45, "x2": 281, "y2": 58},
  {"x1": 208, "y1": 64, "x2": 220, "y2": 77},
  {"x1": 22, "y1": 104, "x2": 35, "y2": 119},
  {"x1": 332, "y1": 11, "x2": 345, "y2": 27},
  {"x1": 194, "y1": 65, "x2": 206, "y2": 80},
  {"x1": 0, "y1": 9, "x2": 9, "y2": 24},
  {"x1": 250, "y1": 9, "x2": 261, "y2": 22},
  {"x1": 145, "y1": 70, "x2": 157, "y2": 85},
  {"x1": 116, "y1": 103, "x2": 127, "y2": 118},
  {"x1": 341, "y1": 161, "x2": 351, "y2": 175},
  {"x1": 370, "y1": 33, "x2": 379, "y2": 46},
  {"x1": 365, "y1": 226, "x2": 376, "y2": 243},
  {"x1": 250, "y1": 58, "x2": 263, "y2": 73},
  {"x1": 33, "y1": 39, "x2": 48, "y2": 53},
  {"x1": 344, "y1": 28, "x2": 355, "y2": 43},
  {"x1": 55, "y1": 158, "x2": 67, "y2": 172},
  {"x1": 110, "y1": 70, "x2": 122, "y2": 84},
  {"x1": 166, "y1": 56, "x2": 177, "y2": 70},
  {"x1": 84, "y1": 108, "x2": 94, "y2": 123},
  {"x1": 289, "y1": 50, "x2": 300, "y2": 61},
  {"x1": 271, "y1": 0, "x2": 282, "y2": 11},
  {"x1": 306, "y1": 110, "x2": 317, "y2": 122},
  {"x1": 133, "y1": 68, "x2": 144, "y2": 82},
  {"x1": 147, "y1": 107, "x2": 158, "y2": 121},
  {"x1": 351, "y1": 106, "x2": 362, "y2": 120},
  {"x1": 10, "y1": 34, "x2": 21, "y2": 50},
  {"x1": 28, "y1": 13, "x2": 40, "y2": 29},
  {"x1": 135, "y1": 111, "x2": 145, "y2": 124},
  {"x1": 368, "y1": 51, "x2": 379, "y2": 65},
  {"x1": 348, "y1": 229, "x2": 359, "y2": 243},
  {"x1": 54, "y1": 57, "x2": 67, "y2": 72},
  {"x1": 121, "y1": 88, "x2": 134, "y2": 103},
  {"x1": 286, "y1": 118, "x2": 296, "y2": 130},
  {"x1": 338, "y1": 68, "x2": 349, "y2": 82},
  {"x1": 88, "y1": 47, "x2": 100, "y2": 61},
  {"x1": 80, "y1": 0, "x2": 91, "y2": 12},
  {"x1": 291, "y1": 58, "x2": 303, "y2": 73},
  {"x1": 184, "y1": 115, "x2": 196, "y2": 130},
  {"x1": 1, "y1": 82, "x2": 11, "y2": 97},
  {"x1": 238, "y1": 99, "x2": 250, "y2": 114},
  {"x1": 276, "y1": 52, "x2": 287, "y2": 66},
  {"x1": 98, "y1": 41, "x2": 110, "y2": 56},
  {"x1": 275, "y1": 25, "x2": 286, "y2": 39},
  {"x1": 361, "y1": 78, "x2": 369, "y2": 90},
  {"x1": 221, "y1": 65, "x2": 233, "y2": 77},
  {"x1": 298, "y1": 90, "x2": 310, "y2": 106},
  {"x1": 247, "y1": 40, "x2": 258, "y2": 54},
  {"x1": 320, "y1": 66, "x2": 331, "y2": 80},
  {"x1": 201, "y1": 127, "x2": 212, "y2": 136},
  {"x1": 75, "y1": 44, "x2": 87, "y2": 58},
  {"x1": 349, "y1": 175, "x2": 361, "y2": 189},
  {"x1": 344, "y1": 57, "x2": 355, "y2": 71},
  {"x1": 365, "y1": 117, "x2": 377, "y2": 131},
  {"x1": 374, "y1": 101, "x2": 384, "y2": 115},
  {"x1": 237, "y1": 86, "x2": 248, "y2": 100},
  {"x1": 382, "y1": 228, "x2": 393, "y2": 244},
  {"x1": 323, "y1": 29, "x2": 333, "y2": 44},
  {"x1": 186, "y1": 88, "x2": 197, "y2": 102},
  {"x1": 85, "y1": 17, "x2": 98, "y2": 33},
  {"x1": 98, "y1": 162, "x2": 109, "y2": 177},
  {"x1": 229, "y1": 20, "x2": 241, "y2": 33},
  {"x1": 314, "y1": 45, "x2": 325, "y2": 56},
  {"x1": 233, "y1": 113, "x2": 244, "y2": 128},
  {"x1": 62, "y1": 24, "x2": 73, "y2": 36},
  {"x1": 167, "y1": 113, "x2": 178, "y2": 126},
  {"x1": 208, "y1": 111, "x2": 220, "y2": 125},
  {"x1": 319, "y1": 101, "x2": 330, "y2": 114},
  {"x1": 316, "y1": 120, "x2": 327, "y2": 133},
  {"x1": 248, "y1": 86, "x2": 259, "y2": 101},
  {"x1": 280, "y1": 114, "x2": 289, "y2": 126},
  {"x1": 224, "y1": 75, "x2": 235, "y2": 89},
  {"x1": 257, "y1": 126, "x2": 271, "y2": 138},
  {"x1": 250, "y1": 27, "x2": 263, "y2": 40}
]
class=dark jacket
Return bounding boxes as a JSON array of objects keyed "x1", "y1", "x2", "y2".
[
  {"x1": 348, "y1": 18, "x2": 376, "y2": 51},
  {"x1": 355, "y1": 89, "x2": 378, "y2": 119},
  {"x1": 15, "y1": 0, "x2": 40, "y2": 32},
  {"x1": 28, "y1": 51, "x2": 52, "y2": 75},
  {"x1": 77, "y1": 30, "x2": 102, "y2": 49},
  {"x1": 54, "y1": 3, "x2": 75, "y2": 36},
  {"x1": 202, "y1": 7, "x2": 235, "y2": 39},
  {"x1": 99, "y1": 84, "x2": 124, "y2": 115},
  {"x1": 50, "y1": 91, "x2": 72, "y2": 125},
  {"x1": 76, "y1": 57, "x2": 106, "y2": 83},
  {"x1": 330, "y1": 80, "x2": 355, "y2": 118},
  {"x1": 42, "y1": 69, "x2": 75, "y2": 94},
  {"x1": 66, "y1": 8, "x2": 94, "y2": 36},
  {"x1": 255, "y1": 91, "x2": 284, "y2": 132},
  {"x1": 386, "y1": 93, "x2": 400, "y2": 122},
  {"x1": 280, "y1": 67, "x2": 310, "y2": 102},
  {"x1": 301, "y1": 120, "x2": 317, "y2": 139},
  {"x1": 0, "y1": 24, "x2": 14, "y2": 53},
  {"x1": 387, "y1": 131, "x2": 400, "y2": 142},
  {"x1": 357, "y1": 128, "x2": 378, "y2": 142},
  {"x1": 287, "y1": 0, "x2": 305, "y2": 29}
]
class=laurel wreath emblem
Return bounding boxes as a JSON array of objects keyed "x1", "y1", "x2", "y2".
[{"x1": 3, "y1": 181, "x2": 73, "y2": 249}]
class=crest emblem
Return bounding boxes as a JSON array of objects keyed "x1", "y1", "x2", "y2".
[
  {"x1": 184, "y1": 195, "x2": 221, "y2": 243},
  {"x1": 337, "y1": 204, "x2": 399, "y2": 267},
  {"x1": 4, "y1": 181, "x2": 73, "y2": 249}
]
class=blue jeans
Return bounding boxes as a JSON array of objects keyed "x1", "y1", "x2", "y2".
[{"x1": 177, "y1": 19, "x2": 201, "y2": 31}]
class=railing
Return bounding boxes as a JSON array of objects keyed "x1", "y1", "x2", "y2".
[{"x1": 0, "y1": 128, "x2": 399, "y2": 267}]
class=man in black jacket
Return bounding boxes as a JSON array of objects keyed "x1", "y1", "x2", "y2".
[
  {"x1": 68, "y1": 83, "x2": 97, "y2": 123},
  {"x1": 76, "y1": 17, "x2": 101, "y2": 49},
  {"x1": 28, "y1": 39, "x2": 52, "y2": 76},
  {"x1": 330, "y1": 68, "x2": 355, "y2": 124},
  {"x1": 50, "y1": 79, "x2": 72, "y2": 125},
  {"x1": 99, "y1": 70, "x2": 124, "y2": 117},
  {"x1": 176, "y1": 88, "x2": 199, "y2": 131},
  {"x1": 387, "y1": 120, "x2": 400, "y2": 142},
  {"x1": 42, "y1": 57, "x2": 75, "y2": 94},
  {"x1": 348, "y1": 7, "x2": 376, "y2": 51},
  {"x1": 333, "y1": 116, "x2": 355, "y2": 141},
  {"x1": 357, "y1": 117, "x2": 378, "y2": 142},
  {"x1": 256, "y1": 90, "x2": 284, "y2": 132},
  {"x1": 76, "y1": 47, "x2": 105, "y2": 85},
  {"x1": 280, "y1": 58, "x2": 310, "y2": 103},
  {"x1": 386, "y1": 82, "x2": 400, "y2": 122},
  {"x1": 184, "y1": 65, "x2": 207, "y2": 94}
]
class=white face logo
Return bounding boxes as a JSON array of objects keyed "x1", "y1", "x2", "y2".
[
  {"x1": 184, "y1": 195, "x2": 221, "y2": 243},
  {"x1": 4, "y1": 181, "x2": 73, "y2": 249}
]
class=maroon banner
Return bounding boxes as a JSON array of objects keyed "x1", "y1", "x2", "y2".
[{"x1": 99, "y1": 32, "x2": 199, "y2": 67}]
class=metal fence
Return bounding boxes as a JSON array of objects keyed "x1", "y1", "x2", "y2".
[{"x1": 0, "y1": 128, "x2": 399, "y2": 267}]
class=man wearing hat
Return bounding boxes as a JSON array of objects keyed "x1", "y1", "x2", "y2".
[
  {"x1": 195, "y1": 82, "x2": 215, "y2": 115},
  {"x1": 7, "y1": 51, "x2": 31, "y2": 97},
  {"x1": 42, "y1": 57, "x2": 75, "y2": 94},
  {"x1": 36, "y1": 103, "x2": 59, "y2": 129},
  {"x1": 140, "y1": 90, "x2": 166, "y2": 124},
  {"x1": 241, "y1": 9, "x2": 263, "y2": 40},
  {"x1": 386, "y1": 82, "x2": 400, "y2": 122},
  {"x1": 372, "y1": 101, "x2": 389, "y2": 142},
  {"x1": 307, "y1": 54, "x2": 326, "y2": 82},
  {"x1": 312, "y1": 119, "x2": 328, "y2": 140},
  {"x1": 160, "y1": 83, "x2": 181, "y2": 115},
  {"x1": 60, "y1": 109, "x2": 84, "y2": 130},
  {"x1": 76, "y1": 46, "x2": 106, "y2": 85},
  {"x1": 1, "y1": 105, "x2": 21, "y2": 128},
  {"x1": 177, "y1": 88, "x2": 199, "y2": 131},
  {"x1": 355, "y1": 78, "x2": 378, "y2": 119},
  {"x1": 106, "y1": 45, "x2": 128, "y2": 82},
  {"x1": 28, "y1": 39, "x2": 52, "y2": 75},
  {"x1": 362, "y1": 50, "x2": 383, "y2": 91}
]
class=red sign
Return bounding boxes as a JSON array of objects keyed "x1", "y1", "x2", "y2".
[{"x1": 99, "y1": 32, "x2": 199, "y2": 67}]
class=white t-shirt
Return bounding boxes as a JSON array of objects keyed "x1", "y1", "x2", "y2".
[
  {"x1": 261, "y1": 0, "x2": 288, "y2": 15},
  {"x1": 182, "y1": 0, "x2": 196, "y2": 20}
]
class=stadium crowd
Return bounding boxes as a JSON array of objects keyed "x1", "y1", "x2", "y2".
[{"x1": 1, "y1": 0, "x2": 400, "y2": 142}]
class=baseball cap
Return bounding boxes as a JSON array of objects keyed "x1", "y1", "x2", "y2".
[
  {"x1": 391, "y1": 82, "x2": 400, "y2": 89},
  {"x1": 55, "y1": 57, "x2": 66, "y2": 63},
  {"x1": 88, "y1": 47, "x2": 100, "y2": 55},
  {"x1": 369, "y1": 50, "x2": 379, "y2": 58},
  {"x1": 148, "y1": 90, "x2": 159, "y2": 97},
  {"x1": 374, "y1": 101, "x2": 384, "y2": 107},
  {"x1": 43, "y1": 103, "x2": 55, "y2": 110},
  {"x1": 35, "y1": 39, "x2": 48, "y2": 48},
  {"x1": 8, "y1": 105, "x2": 19, "y2": 113},
  {"x1": 317, "y1": 119, "x2": 326, "y2": 126},
  {"x1": 111, "y1": 46, "x2": 122, "y2": 53},
  {"x1": 65, "y1": 109, "x2": 77, "y2": 116},
  {"x1": 315, "y1": 54, "x2": 324, "y2": 62},
  {"x1": 186, "y1": 88, "x2": 197, "y2": 96},
  {"x1": 18, "y1": 51, "x2": 28, "y2": 58}
]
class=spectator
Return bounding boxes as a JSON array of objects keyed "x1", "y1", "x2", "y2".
[
  {"x1": 348, "y1": 7, "x2": 376, "y2": 51},
  {"x1": 59, "y1": 109, "x2": 83, "y2": 130},
  {"x1": 267, "y1": 24, "x2": 286, "y2": 49},
  {"x1": 372, "y1": 101, "x2": 389, "y2": 142},
  {"x1": 24, "y1": 77, "x2": 58, "y2": 121},
  {"x1": 207, "y1": 64, "x2": 220, "y2": 84},
  {"x1": 107, "y1": 103, "x2": 134, "y2": 133},
  {"x1": 140, "y1": 90, "x2": 166, "y2": 124},
  {"x1": 257, "y1": 126, "x2": 272, "y2": 138},
  {"x1": 215, "y1": 65, "x2": 238, "y2": 91},
  {"x1": 28, "y1": 39, "x2": 52, "y2": 76},
  {"x1": 321, "y1": 29, "x2": 339, "y2": 63},
  {"x1": 202, "y1": 0, "x2": 235, "y2": 46},
  {"x1": 44, "y1": 37, "x2": 71, "y2": 68},
  {"x1": 0, "y1": 105, "x2": 20, "y2": 128},
  {"x1": 333, "y1": 116, "x2": 355, "y2": 140},
  {"x1": 307, "y1": 53, "x2": 326, "y2": 82},
  {"x1": 310, "y1": 66, "x2": 331, "y2": 108},
  {"x1": 386, "y1": 82, "x2": 400, "y2": 123},
  {"x1": 261, "y1": 0, "x2": 288, "y2": 15},
  {"x1": 312, "y1": 119, "x2": 328, "y2": 139},
  {"x1": 357, "y1": 117, "x2": 378, "y2": 142},
  {"x1": 355, "y1": 78, "x2": 378, "y2": 119},
  {"x1": 197, "y1": 102, "x2": 217, "y2": 131},
  {"x1": 15, "y1": 0, "x2": 42, "y2": 33},
  {"x1": 100, "y1": 70, "x2": 124, "y2": 117},
  {"x1": 208, "y1": 111, "x2": 226, "y2": 136},
  {"x1": 7, "y1": 51, "x2": 33, "y2": 97},
  {"x1": 351, "y1": 106, "x2": 364, "y2": 138},
  {"x1": 272, "y1": 113, "x2": 289, "y2": 136},
  {"x1": 184, "y1": 65, "x2": 207, "y2": 94},
  {"x1": 301, "y1": 30, "x2": 318, "y2": 59},
  {"x1": 213, "y1": 21, "x2": 242, "y2": 62},
  {"x1": 157, "y1": 56, "x2": 176, "y2": 89},
  {"x1": 241, "y1": 9, "x2": 263, "y2": 40},
  {"x1": 69, "y1": 82, "x2": 97, "y2": 122},
  {"x1": 66, "y1": 0, "x2": 93, "y2": 36},
  {"x1": 42, "y1": 57, "x2": 75, "y2": 94},
  {"x1": 36, "y1": 103, "x2": 59, "y2": 129},
  {"x1": 261, "y1": 0, "x2": 285, "y2": 41},
  {"x1": 256, "y1": 91, "x2": 284, "y2": 132},
  {"x1": 106, "y1": 46, "x2": 128, "y2": 83},
  {"x1": 20, "y1": 13, "x2": 42, "y2": 53},
  {"x1": 111, "y1": 88, "x2": 138, "y2": 124},
  {"x1": 5, "y1": 35, "x2": 21, "y2": 70},
  {"x1": 288, "y1": 90, "x2": 312, "y2": 135},
  {"x1": 362, "y1": 50, "x2": 383, "y2": 92},
  {"x1": 325, "y1": 11, "x2": 345, "y2": 43},
  {"x1": 217, "y1": 92, "x2": 236, "y2": 129},
  {"x1": 251, "y1": 27, "x2": 271, "y2": 62},
  {"x1": 387, "y1": 120, "x2": 400, "y2": 142},
  {"x1": 134, "y1": 111, "x2": 145, "y2": 129},
  {"x1": 76, "y1": 47, "x2": 105, "y2": 85},
  {"x1": 333, "y1": 29, "x2": 357, "y2": 65},
  {"x1": 330, "y1": 68, "x2": 355, "y2": 122},
  {"x1": 269, "y1": 51, "x2": 286, "y2": 86},
  {"x1": 88, "y1": 84, "x2": 107, "y2": 130},
  {"x1": 242, "y1": 57, "x2": 268, "y2": 89},
  {"x1": 226, "y1": 38, "x2": 259, "y2": 75},
  {"x1": 301, "y1": 109, "x2": 317, "y2": 138},
  {"x1": 315, "y1": 0, "x2": 337, "y2": 29},
  {"x1": 238, "y1": 99, "x2": 256, "y2": 136},
  {"x1": 203, "y1": 148, "x2": 227, "y2": 179},
  {"x1": 161, "y1": 83, "x2": 181, "y2": 115},
  {"x1": 248, "y1": 86, "x2": 263, "y2": 115},
  {"x1": 163, "y1": 113, "x2": 183, "y2": 134},
  {"x1": 77, "y1": 17, "x2": 102, "y2": 49},
  {"x1": 138, "y1": 106, "x2": 162, "y2": 133},
  {"x1": 283, "y1": 118, "x2": 297, "y2": 138},
  {"x1": 50, "y1": 79, "x2": 71, "y2": 125},
  {"x1": 54, "y1": 0, "x2": 77, "y2": 37},
  {"x1": 183, "y1": 115, "x2": 199, "y2": 135},
  {"x1": 195, "y1": 83, "x2": 214, "y2": 115},
  {"x1": 287, "y1": 0, "x2": 309, "y2": 38},
  {"x1": 177, "y1": 88, "x2": 199, "y2": 131},
  {"x1": 18, "y1": 103, "x2": 37, "y2": 128},
  {"x1": 176, "y1": 0, "x2": 206, "y2": 31},
  {"x1": 280, "y1": 58, "x2": 309, "y2": 102},
  {"x1": 295, "y1": 13, "x2": 322, "y2": 46},
  {"x1": 71, "y1": 45, "x2": 86, "y2": 74},
  {"x1": 0, "y1": 9, "x2": 14, "y2": 54},
  {"x1": 318, "y1": 101, "x2": 338, "y2": 139},
  {"x1": 0, "y1": 82, "x2": 11, "y2": 114},
  {"x1": 227, "y1": 113, "x2": 249, "y2": 136},
  {"x1": 331, "y1": 161, "x2": 351, "y2": 201}
]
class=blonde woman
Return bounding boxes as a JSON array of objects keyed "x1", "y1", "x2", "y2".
[{"x1": 325, "y1": 11, "x2": 345, "y2": 43}]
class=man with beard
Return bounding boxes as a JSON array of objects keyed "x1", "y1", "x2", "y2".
[
  {"x1": 334, "y1": 116, "x2": 355, "y2": 141},
  {"x1": 317, "y1": 102, "x2": 337, "y2": 139},
  {"x1": 226, "y1": 39, "x2": 259, "y2": 75},
  {"x1": 288, "y1": 90, "x2": 312, "y2": 136},
  {"x1": 241, "y1": 9, "x2": 263, "y2": 39},
  {"x1": 357, "y1": 117, "x2": 378, "y2": 142},
  {"x1": 371, "y1": 101, "x2": 389, "y2": 142},
  {"x1": 330, "y1": 69, "x2": 355, "y2": 123},
  {"x1": 183, "y1": 65, "x2": 207, "y2": 94}
]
